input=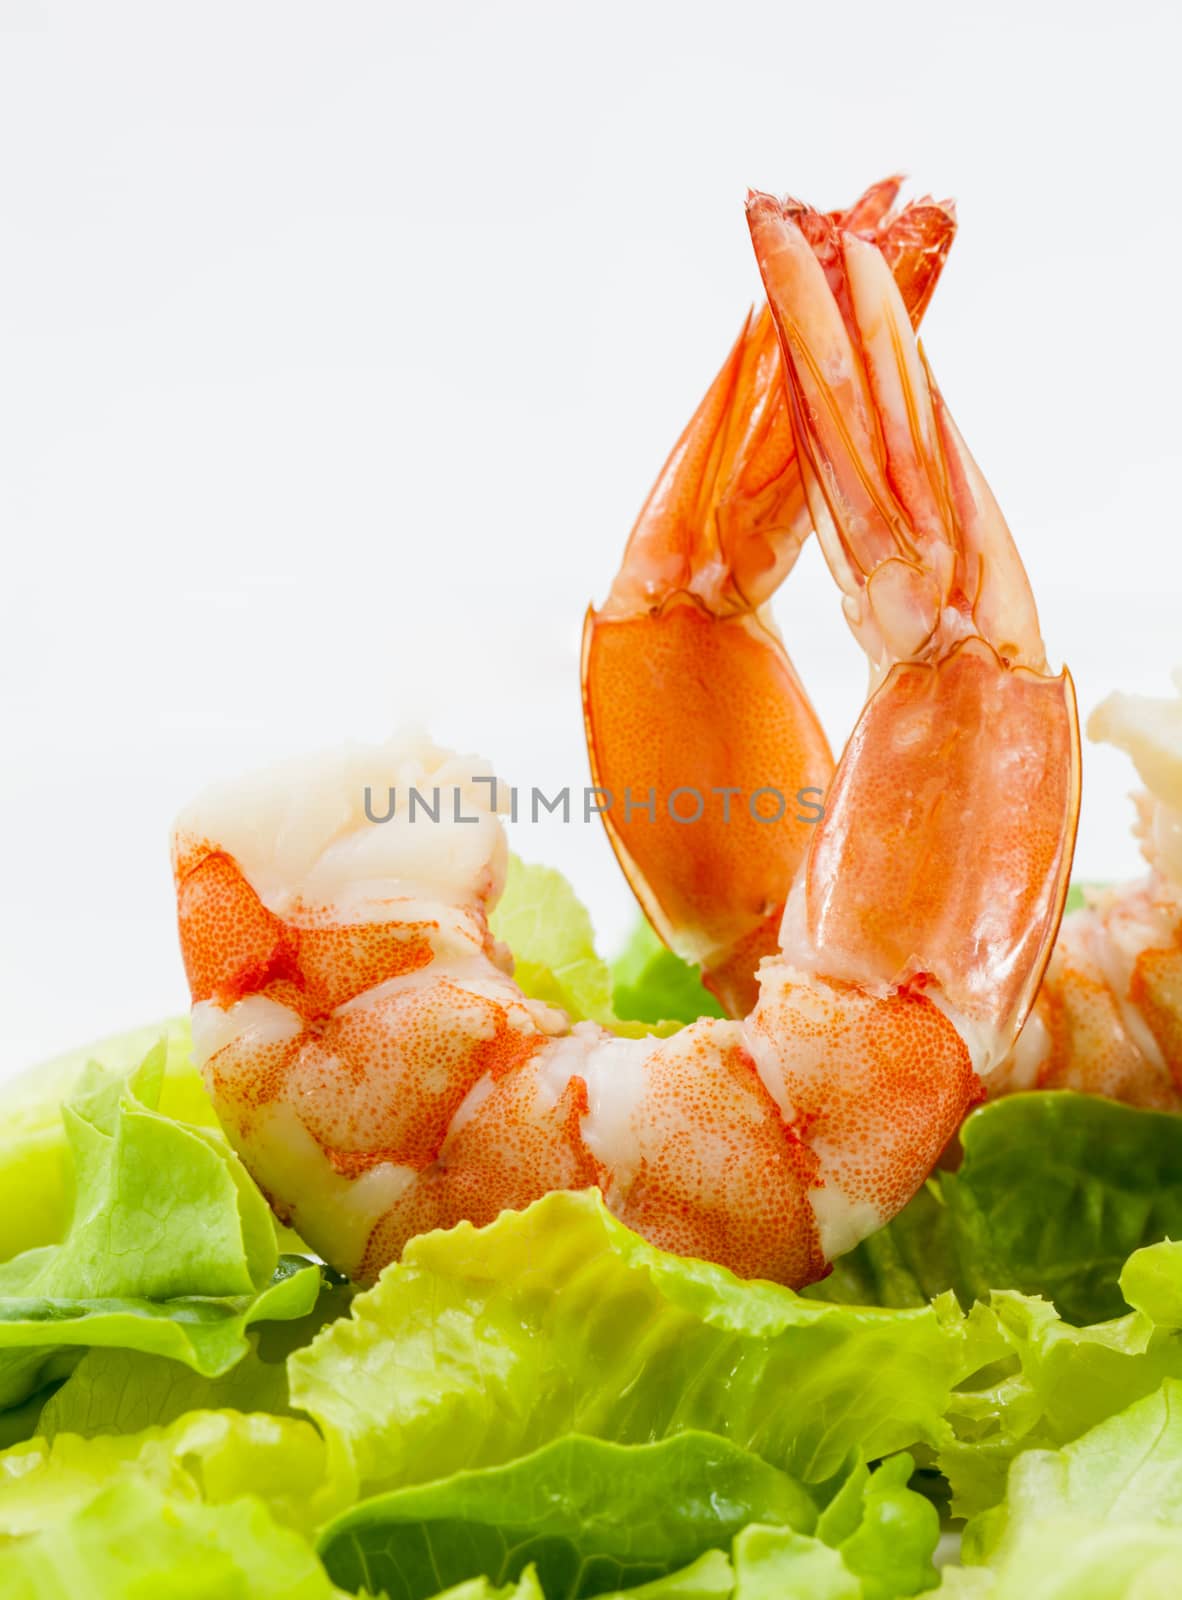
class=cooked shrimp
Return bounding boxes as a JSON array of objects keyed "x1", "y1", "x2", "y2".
[
  {"x1": 172, "y1": 195, "x2": 1078, "y2": 1288},
  {"x1": 583, "y1": 178, "x2": 957, "y2": 1015},
  {"x1": 991, "y1": 673, "x2": 1182, "y2": 1109}
]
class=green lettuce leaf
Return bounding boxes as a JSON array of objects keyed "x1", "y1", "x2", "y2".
[
  {"x1": 0, "y1": 1405, "x2": 350, "y2": 1537},
  {"x1": 35, "y1": 1270, "x2": 354, "y2": 1439},
  {"x1": 0, "y1": 1048, "x2": 321, "y2": 1413},
  {"x1": 815, "y1": 1455, "x2": 939, "y2": 1600},
  {"x1": 426, "y1": 1534, "x2": 922, "y2": 1600},
  {"x1": 489, "y1": 859, "x2": 618, "y2": 1025},
  {"x1": 33, "y1": 1343, "x2": 289, "y2": 1438},
  {"x1": 427, "y1": 1573, "x2": 548, "y2": 1600},
  {"x1": 807, "y1": 1183, "x2": 958, "y2": 1315},
  {"x1": 609, "y1": 1553, "x2": 734, "y2": 1599},
  {"x1": 17, "y1": 1045, "x2": 278, "y2": 1300},
  {"x1": 0, "y1": 1382, "x2": 59, "y2": 1450},
  {"x1": 943, "y1": 1378, "x2": 1182, "y2": 1598},
  {"x1": 489, "y1": 859, "x2": 681, "y2": 1037},
  {"x1": 318, "y1": 1439, "x2": 936, "y2": 1600},
  {"x1": 1061, "y1": 883, "x2": 1106, "y2": 915},
  {"x1": 289, "y1": 1188, "x2": 982, "y2": 1501},
  {"x1": 0, "y1": 1017, "x2": 202, "y2": 1262},
  {"x1": 940, "y1": 1239, "x2": 1182, "y2": 1518},
  {"x1": 609, "y1": 919, "x2": 724, "y2": 1026},
  {"x1": 0, "y1": 1253, "x2": 319, "y2": 1414},
  {"x1": 810, "y1": 1092, "x2": 1182, "y2": 1326},
  {"x1": 730, "y1": 1524, "x2": 859, "y2": 1599},
  {"x1": 422, "y1": 1560, "x2": 733, "y2": 1600},
  {"x1": 316, "y1": 1432, "x2": 817, "y2": 1599},
  {"x1": 0, "y1": 1475, "x2": 344, "y2": 1599},
  {"x1": 684, "y1": 1457, "x2": 941, "y2": 1600}
]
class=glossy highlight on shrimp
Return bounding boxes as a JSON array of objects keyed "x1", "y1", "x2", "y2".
[
  {"x1": 173, "y1": 189, "x2": 1079, "y2": 1289},
  {"x1": 992, "y1": 673, "x2": 1182, "y2": 1108},
  {"x1": 582, "y1": 178, "x2": 957, "y2": 1016}
]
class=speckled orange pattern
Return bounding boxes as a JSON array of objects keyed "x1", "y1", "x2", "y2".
[
  {"x1": 176, "y1": 844, "x2": 300, "y2": 1006},
  {"x1": 175, "y1": 835, "x2": 438, "y2": 1015},
  {"x1": 178, "y1": 817, "x2": 831, "y2": 1282},
  {"x1": 1135, "y1": 944, "x2": 1182, "y2": 1087},
  {"x1": 992, "y1": 887, "x2": 1182, "y2": 1109},
  {"x1": 203, "y1": 976, "x2": 545, "y2": 1170},
  {"x1": 1035, "y1": 961, "x2": 1176, "y2": 1108},
  {"x1": 176, "y1": 836, "x2": 514, "y2": 1163},
  {"x1": 750, "y1": 977, "x2": 982, "y2": 1224},
  {"x1": 608, "y1": 1022, "x2": 827, "y2": 1286},
  {"x1": 358, "y1": 1058, "x2": 601, "y2": 1281},
  {"x1": 583, "y1": 604, "x2": 833, "y2": 1015}
]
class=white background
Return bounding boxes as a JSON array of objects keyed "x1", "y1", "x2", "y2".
[{"x1": 2, "y1": 1, "x2": 1180, "y2": 1079}]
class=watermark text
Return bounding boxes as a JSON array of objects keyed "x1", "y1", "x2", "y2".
[{"x1": 363, "y1": 781, "x2": 825, "y2": 827}]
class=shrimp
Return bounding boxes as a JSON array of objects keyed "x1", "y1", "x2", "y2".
[
  {"x1": 594, "y1": 185, "x2": 1169, "y2": 1129},
  {"x1": 582, "y1": 178, "x2": 957, "y2": 1015},
  {"x1": 990, "y1": 672, "x2": 1182, "y2": 1108},
  {"x1": 172, "y1": 194, "x2": 1078, "y2": 1288}
]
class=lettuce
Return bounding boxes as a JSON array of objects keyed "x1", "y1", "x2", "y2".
[
  {"x1": 602, "y1": 1553, "x2": 733, "y2": 1599},
  {"x1": 35, "y1": 1271, "x2": 354, "y2": 1439},
  {"x1": 0, "y1": 1383, "x2": 56, "y2": 1451},
  {"x1": 316, "y1": 1432, "x2": 816, "y2": 1598},
  {"x1": 422, "y1": 1533, "x2": 921, "y2": 1600},
  {"x1": 0, "y1": 1406, "x2": 349, "y2": 1537},
  {"x1": 2, "y1": 866, "x2": 1180, "y2": 1597},
  {"x1": 289, "y1": 1188, "x2": 982, "y2": 1500},
  {"x1": 815, "y1": 1455, "x2": 939, "y2": 1600},
  {"x1": 609, "y1": 919, "x2": 725, "y2": 1026},
  {"x1": 429, "y1": 1574, "x2": 548, "y2": 1600},
  {"x1": 0, "y1": 1017, "x2": 201, "y2": 1262},
  {"x1": 0, "y1": 1476, "x2": 345, "y2": 1599},
  {"x1": 1061, "y1": 883, "x2": 1102, "y2": 915},
  {"x1": 942, "y1": 1379, "x2": 1182, "y2": 1597},
  {"x1": 805, "y1": 1182, "x2": 958, "y2": 1314},
  {"x1": 811, "y1": 1092, "x2": 1182, "y2": 1326},
  {"x1": 0, "y1": 1048, "x2": 321, "y2": 1414},
  {"x1": 33, "y1": 1342, "x2": 289, "y2": 1437},
  {"x1": 489, "y1": 860, "x2": 681, "y2": 1037},
  {"x1": 316, "y1": 1434, "x2": 937, "y2": 1600},
  {"x1": 424, "y1": 1557, "x2": 730, "y2": 1600},
  {"x1": 940, "y1": 1240, "x2": 1182, "y2": 1518},
  {"x1": 490, "y1": 859, "x2": 617, "y2": 1025},
  {"x1": 20, "y1": 1045, "x2": 277, "y2": 1299},
  {"x1": 0, "y1": 1253, "x2": 318, "y2": 1415},
  {"x1": 730, "y1": 1525, "x2": 860, "y2": 1598}
]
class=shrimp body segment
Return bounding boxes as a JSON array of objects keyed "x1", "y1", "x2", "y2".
[
  {"x1": 173, "y1": 194, "x2": 1077, "y2": 1290},
  {"x1": 992, "y1": 674, "x2": 1182, "y2": 1108},
  {"x1": 582, "y1": 180, "x2": 957, "y2": 1017},
  {"x1": 173, "y1": 745, "x2": 827, "y2": 1286},
  {"x1": 173, "y1": 732, "x2": 970, "y2": 1285}
]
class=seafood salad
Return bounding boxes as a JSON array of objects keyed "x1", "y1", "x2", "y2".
[{"x1": 3, "y1": 179, "x2": 1182, "y2": 1600}]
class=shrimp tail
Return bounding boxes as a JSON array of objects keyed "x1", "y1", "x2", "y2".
[
  {"x1": 584, "y1": 179, "x2": 957, "y2": 1014},
  {"x1": 992, "y1": 677, "x2": 1182, "y2": 1107},
  {"x1": 746, "y1": 191, "x2": 1080, "y2": 1065}
]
